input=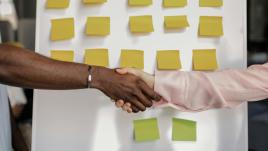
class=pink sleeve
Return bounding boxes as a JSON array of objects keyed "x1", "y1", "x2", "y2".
[{"x1": 154, "y1": 63, "x2": 268, "y2": 112}]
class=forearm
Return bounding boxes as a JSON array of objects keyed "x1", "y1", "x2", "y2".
[
  {"x1": 0, "y1": 44, "x2": 89, "y2": 90},
  {"x1": 154, "y1": 63, "x2": 268, "y2": 111}
]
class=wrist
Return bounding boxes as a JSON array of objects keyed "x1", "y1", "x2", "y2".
[{"x1": 89, "y1": 66, "x2": 103, "y2": 89}]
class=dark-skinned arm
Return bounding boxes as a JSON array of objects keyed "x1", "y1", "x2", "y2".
[
  {"x1": 0, "y1": 44, "x2": 161, "y2": 113},
  {"x1": 0, "y1": 44, "x2": 88, "y2": 89}
]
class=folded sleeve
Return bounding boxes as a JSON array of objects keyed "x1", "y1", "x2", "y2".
[{"x1": 154, "y1": 63, "x2": 268, "y2": 112}]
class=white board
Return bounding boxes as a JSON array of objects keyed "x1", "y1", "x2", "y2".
[{"x1": 33, "y1": 0, "x2": 248, "y2": 151}]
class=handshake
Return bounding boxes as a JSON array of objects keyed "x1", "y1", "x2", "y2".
[{"x1": 90, "y1": 66, "x2": 162, "y2": 113}]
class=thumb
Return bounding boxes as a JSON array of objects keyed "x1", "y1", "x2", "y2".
[
  {"x1": 116, "y1": 68, "x2": 140, "y2": 76},
  {"x1": 116, "y1": 68, "x2": 128, "y2": 75}
]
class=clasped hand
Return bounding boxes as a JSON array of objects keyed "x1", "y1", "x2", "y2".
[{"x1": 90, "y1": 66, "x2": 160, "y2": 113}]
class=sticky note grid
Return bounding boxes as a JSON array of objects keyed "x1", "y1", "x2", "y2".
[{"x1": 47, "y1": 1, "x2": 223, "y2": 74}]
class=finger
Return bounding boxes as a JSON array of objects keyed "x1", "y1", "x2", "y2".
[
  {"x1": 116, "y1": 68, "x2": 128, "y2": 75},
  {"x1": 138, "y1": 80, "x2": 162, "y2": 102},
  {"x1": 127, "y1": 108, "x2": 133, "y2": 113},
  {"x1": 131, "y1": 105, "x2": 140, "y2": 113},
  {"x1": 129, "y1": 98, "x2": 146, "y2": 111},
  {"x1": 135, "y1": 91, "x2": 153, "y2": 107},
  {"x1": 125, "y1": 102, "x2": 131, "y2": 107},
  {"x1": 124, "y1": 103, "x2": 132, "y2": 113},
  {"x1": 122, "y1": 103, "x2": 131, "y2": 111},
  {"x1": 115, "y1": 100, "x2": 124, "y2": 108}
]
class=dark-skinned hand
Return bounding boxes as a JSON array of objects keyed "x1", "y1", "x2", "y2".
[{"x1": 90, "y1": 66, "x2": 161, "y2": 113}]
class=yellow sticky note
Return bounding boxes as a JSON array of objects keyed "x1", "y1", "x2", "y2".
[
  {"x1": 134, "y1": 118, "x2": 160, "y2": 142},
  {"x1": 200, "y1": 0, "x2": 223, "y2": 7},
  {"x1": 50, "y1": 18, "x2": 74, "y2": 41},
  {"x1": 129, "y1": 0, "x2": 152, "y2": 6},
  {"x1": 83, "y1": 0, "x2": 107, "y2": 4},
  {"x1": 86, "y1": 17, "x2": 110, "y2": 36},
  {"x1": 199, "y1": 16, "x2": 223, "y2": 37},
  {"x1": 157, "y1": 50, "x2": 181, "y2": 70},
  {"x1": 84, "y1": 49, "x2": 109, "y2": 67},
  {"x1": 46, "y1": 0, "x2": 70, "y2": 9},
  {"x1": 129, "y1": 16, "x2": 154, "y2": 33},
  {"x1": 172, "y1": 118, "x2": 196, "y2": 141},
  {"x1": 51, "y1": 50, "x2": 74, "y2": 62},
  {"x1": 163, "y1": 0, "x2": 187, "y2": 7},
  {"x1": 164, "y1": 15, "x2": 189, "y2": 29},
  {"x1": 193, "y1": 49, "x2": 218, "y2": 71},
  {"x1": 120, "y1": 49, "x2": 144, "y2": 69}
]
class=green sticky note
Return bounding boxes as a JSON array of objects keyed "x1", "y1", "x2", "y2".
[
  {"x1": 120, "y1": 49, "x2": 144, "y2": 69},
  {"x1": 134, "y1": 118, "x2": 160, "y2": 142},
  {"x1": 164, "y1": 15, "x2": 189, "y2": 29},
  {"x1": 193, "y1": 49, "x2": 218, "y2": 71},
  {"x1": 50, "y1": 18, "x2": 75, "y2": 41},
  {"x1": 46, "y1": 0, "x2": 70, "y2": 9},
  {"x1": 129, "y1": 15, "x2": 154, "y2": 33},
  {"x1": 199, "y1": 16, "x2": 223, "y2": 37},
  {"x1": 84, "y1": 49, "x2": 109, "y2": 67},
  {"x1": 83, "y1": 0, "x2": 107, "y2": 4},
  {"x1": 157, "y1": 50, "x2": 181, "y2": 70},
  {"x1": 129, "y1": 0, "x2": 152, "y2": 6},
  {"x1": 51, "y1": 50, "x2": 74, "y2": 62},
  {"x1": 163, "y1": 0, "x2": 187, "y2": 7},
  {"x1": 86, "y1": 17, "x2": 110, "y2": 36},
  {"x1": 172, "y1": 118, "x2": 196, "y2": 141},
  {"x1": 200, "y1": 0, "x2": 223, "y2": 7}
]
